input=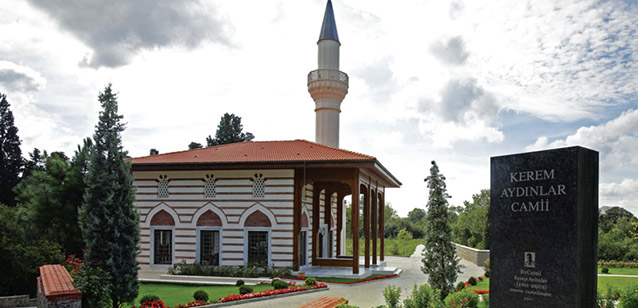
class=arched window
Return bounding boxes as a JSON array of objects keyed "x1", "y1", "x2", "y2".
[
  {"x1": 197, "y1": 210, "x2": 222, "y2": 266},
  {"x1": 203, "y1": 174, "x2": 216, "y2": 199},
  {"x1": 244, "y1": 210, "x2": 271, "y2": 267},
  {"x1": 157, "y1": 175, "x2": 169, "y2": 199},
  {"x1": 252, "y1": 173, "x2": 265, "y2": 198},
  {"x1": 150, "y1": 210, "x2": 174, "y2": 265}
]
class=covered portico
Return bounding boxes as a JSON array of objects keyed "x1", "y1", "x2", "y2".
[{"x1": 292, "y1": 163, "x2": 401, "y2": 275}]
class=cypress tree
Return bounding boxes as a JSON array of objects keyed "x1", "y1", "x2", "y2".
[
  {"x1": 79, "y1": 85, "x2": 139, "y2": 308},
  {"x1": 421, "y1": 161, "x2": 462, "y2": 299},
  {"x1": 0, "y1": 93, "x2": 22, "y2": 207}
]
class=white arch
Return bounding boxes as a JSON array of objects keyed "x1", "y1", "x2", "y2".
[
  {"x1": 238, "y1": 202, "x2": 277, "y2": 227},
  {"x1": 301, "y1": 206, "x2": 311, "y2": 228},
  {"x1": 190, "y1": 202, "x2": 229, "y2": 228},
  {"x1": 144, "y1": 202, "x2": 180, "y2": 225}
]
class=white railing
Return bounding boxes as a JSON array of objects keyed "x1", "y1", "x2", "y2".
[{"x1": 308, "y1": 69, "x2": 349, "y2": 84}]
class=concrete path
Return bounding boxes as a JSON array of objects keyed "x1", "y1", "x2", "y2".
[
  {"x1": 598, "y1": 274, "x2": 638, "y2": 277},
  {"x1": 238, "y1": 245, "x2": 485, "y2": 308}
]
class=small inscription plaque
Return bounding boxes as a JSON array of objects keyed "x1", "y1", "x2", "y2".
[{"x1": 490, "y1": 146, "x2": 598, "y2": 307}]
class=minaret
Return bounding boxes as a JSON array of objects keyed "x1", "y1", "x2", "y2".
[{"x1": 308, "y1": 0, "x2": 348, "y2": 148}]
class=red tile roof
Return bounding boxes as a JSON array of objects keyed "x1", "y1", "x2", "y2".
[
  {"x1": 39, "y1": 264, "x2": 82, "y2": 301},
  {"x1": 131, "y1": 139, "x2": 376, "y2": 165}
]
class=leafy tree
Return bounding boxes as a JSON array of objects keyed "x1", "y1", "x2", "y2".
[
  {"x1": 206, "y1": 113, "x2": 254, "y2": 146},
  {"x1": 422, "y1": 161, "x2": 461, "y2": 299},
  {"x1": 407, "y1": 208, "x2": 426, "y2": 224},
  {"x1": 188, "y1": 142, "x2": 203, "y2": 149},
  {"x1": 600, "y1": 207, "x2": 636, "y2": 233},
  {"x1": 79, "y1": 85, "x2": 140, "y2": 308},
  {"x1": 22, "y1": 148, "x2": 45, "y2": 179},
  {"x1": 15, "y1": 152, "x2": 84, "y2": 255},
  {"x1": 0, "y1": 93, "x2": 22, "y2": 206},
  {"x1": 452, "y1": 189, "x2": 490, "y2": 249},
  {"x1": 0, "y1": 204, "x2": 64, "y2": 296}
]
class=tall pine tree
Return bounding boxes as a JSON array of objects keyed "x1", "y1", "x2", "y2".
[
  {"x1": 0, "y1": 93, "x2": 22, "y2": 207},
  {"x1": 80, "y1": 85, "x2": 139, "y2": 308},
  {"x1": 421, "y1": 161, "x2": 462, "y2": 299},
  {"x1": 206, "y1": 113, "x2": 254, "y2": 146}
]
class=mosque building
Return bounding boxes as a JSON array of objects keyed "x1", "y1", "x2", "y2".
[{"x1": 131, "y1": 0, "x2": 401, "y2": 276}]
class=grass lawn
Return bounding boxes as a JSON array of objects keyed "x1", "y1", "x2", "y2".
[
  {"x1": 467, "y1": 278, "x2": 489, "y2": 291},
  {"x1": 598, "y1": 276, "x2": 638, "y2": 291},
  {"x1": 598, "y1": 266, "x2": 638, "y2": 275},
  {"x1": 135, "y1": 282, "x2": 274, "y2": 307},
  {"x1": 459, "y1": 276, "x2": 638, "y2": 294},
  {"x1": 345, "y1": 238, "x2": 423, "y2": 257}
]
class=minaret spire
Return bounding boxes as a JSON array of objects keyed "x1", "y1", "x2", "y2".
[
  {"x1": 319, "y1": 0, "x2": 339, "y2": 43},
  {"x1": 308, "y1": 0, "x2": 349, "y2": 148}
]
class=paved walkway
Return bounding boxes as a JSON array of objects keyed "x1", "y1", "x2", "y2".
[{"x1": 238, "y1": 245, "x2": 484, "y2": 308}]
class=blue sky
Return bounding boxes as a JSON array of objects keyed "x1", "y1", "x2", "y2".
[{"x1": 1, "y1": 0, "x2": 637, "y2": 216}]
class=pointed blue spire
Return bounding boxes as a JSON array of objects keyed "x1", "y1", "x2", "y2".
[{"x1": 318, "y1": 0, "x2": 339, "y2": 43}]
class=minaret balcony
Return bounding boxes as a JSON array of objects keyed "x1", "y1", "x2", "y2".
[{"x1": 307, "y1": 69, "x2": 349, "y2": 87}]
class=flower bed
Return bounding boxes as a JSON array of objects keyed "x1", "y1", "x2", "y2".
[
  {"x1": 277, "y1": 273, "x2": 398, "y2": 285},
  {"x1": 133, "y1": 283, "x2": 327, "y2": 308},
  {"x1": 214, "y1": 283, "x2": 327, "y2": 303},
  {"x1": 598, "y1": 261, "x2": 638, "y2": 268},
  {"x1": 458, "y1": 275, "x2": 489, "y2": 294}
]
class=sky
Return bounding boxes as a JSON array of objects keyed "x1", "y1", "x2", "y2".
[{"x1": 1, "y1": 0, "x2": 637, "y2": 217}]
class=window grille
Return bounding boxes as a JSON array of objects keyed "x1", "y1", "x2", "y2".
[
  {"x1": 204, "y1": 174, "x2": 216, "y2": 198},
  {"x1": 154, "y1": 229, "x2": 172, "y2": 264},
  {"x1": 158, "y1": 175, "x2": 169, "y2": 198},
  {"x1": 252, "y1": 173, "x2": 265, "y2": 198},
  {"x1": 247, "y1": 231, "x2": 268, "y2": 266},
  {"x1": 199, "y1": 230, "x2": 220, "y2": 265}
]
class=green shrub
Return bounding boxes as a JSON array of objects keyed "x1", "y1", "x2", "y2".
[
  {"x1": 271, "y1": 278, "x2": 281, "y2": 286},
  {"x1": 444, "y1": 289, "x2": 479, "y2": 308},
  {"x1": 468, "y1": 276, "x2": 477, "y2": 286},
  {"x1": 239, "y1": 285, "x2": 253, "y2": 295},
  {"x1": 618, "y1": 284, "x2": 638, "y2": 308},
  {"x1": 273, "y1": 280, "x2": 289, "y2": 290},
  {"x1": 73, "y1": 264, "x2": 112, "y2": 308},
  {"x1": 484, "y1": 270, "x2": 489, "y2": 278},
  {"x1": 193, "y1": 290, "x2": 208, "y2": 302},
  {"x1": 601, "y1": 267, "x2": 609, "y2": 274},
  {"x1": 305, "y1": 277, "x2": 317, "y2": 286},
  {"x1": 456, "y1": 281, "x2": 465, "y2": 291},
  {"x1": 397, "y1": 228, "x2": 413, "y2": 240},
  {"x1": 403, "y1": 284, "x2": 440, "y2": 308},
  {"x1": 168, "y1": 261, "x2": 292, "y2": 278},
  {"x1": 235, "y1": 279, "x2": 244, "y2": 286},
  {"x1": 336, "y1": 304, "x2": 359, "y2": 308},
  {"x1": 382, "y1": 285, "x2": 402, "y2": 308},
  {"x1": 597, "y1": 285, "x2": 617, "y2": 308},
  {"x1": 482, "y1": 294, "x2": 489, "y2": 307},
  {"x1": 140, "y1": 295, "x2": 160, "y2": 304}
]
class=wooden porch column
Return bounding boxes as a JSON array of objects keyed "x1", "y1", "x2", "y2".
[
  {"x1": 379, "y1": 191, "x2": 385, "y2": 261},
  {"x1": 336, "y1": 192, "x2": 344, "y2": 256},
  {"x1": 363, "y1": 183, "x2": 370, "y2": 269},
  {"x1": 292, "y1": 169, "x2": 303, "y2": 271},
  {"x1": 371, "y1": 187, "x2": 377, "y2": 266},
  {"x1": 351, "y1": 172, "x2": 360, "y2": 274},
  {"x1": 312, "y1": 184, "x2": 322, "y2": 265}
]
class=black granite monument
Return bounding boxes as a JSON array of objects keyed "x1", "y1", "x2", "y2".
[{"x1": 490, "y1": 146, "x2": 598, "y2": 307}]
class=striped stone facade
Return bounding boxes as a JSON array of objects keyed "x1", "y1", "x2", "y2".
[{"x1": 134, "y1": 169, "x2": 340, "y2": 270}]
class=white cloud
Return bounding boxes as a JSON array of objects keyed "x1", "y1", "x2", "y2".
[
  {"x1": 0, "y1": 61, "x2": 46, "y2": 92},
  {"x1": 600, "y1": 178, "x2": 638, "y2": 214},
  {"x1": 527, "y1": 109, "x2": 638, "y2": 170},
  {"x1": 26, "y1": 0, "x2": 232, "y2": 68}
]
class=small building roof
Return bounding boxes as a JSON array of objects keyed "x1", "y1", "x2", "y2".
[
  {"x1": 39, "y1": 264, "x2": 82, "y2": 301},
  {"x1": 131, "y1": 139, "x2": 401, "y2": 187},
  {"x1": 318, "y1": 0, "x2": 339, "y2": 43}
]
